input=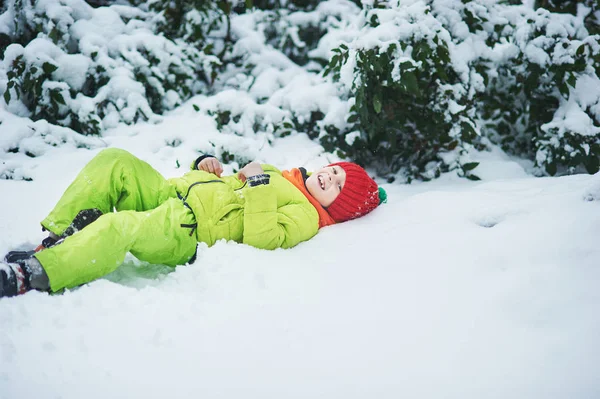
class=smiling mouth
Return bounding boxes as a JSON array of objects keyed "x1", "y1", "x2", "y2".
[{"x1": 318, "y1": 175, "x2": 325, "y2": 190}]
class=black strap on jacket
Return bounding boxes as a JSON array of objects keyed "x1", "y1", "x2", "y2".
[
  {"x1": 177, "y1": 192, "x2": 198, "y2": 237},
  {"x1": 177, "y1": 180, "x2": 226, "y2": 237}
]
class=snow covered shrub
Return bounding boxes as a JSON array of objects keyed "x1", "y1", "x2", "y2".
[
  {"x1": 83, "y1": 0, "x2": 116, "y2": 7},
  {"x1": 259, "y1": 10, "x2": 326, "y2": 66},
  {"x1": 251, "y1": 0, "x2": 333, "y2": 11},
  {"x1": 1, "y1": 0, "x2": 218, "y2": 136},
  {"x1": 267, "y1": 1, "x2": 362, "y2": 67},
  {"x1": 320, "y1": 1, "x2": 483, "y2": 180},
  {"x1": 535, "y1": 0, "x2": 599, "y2": 34},
  {"x1": 3, "y1": 49, "x2": 104, "y2": 135},
  {"x1": 148, "y1": 0, "x2": 227, "y2": 46},
  {"x1": 1, "y1": 0, "x2": 598, "y2": 181},
  {"x1": 189, "y1": 0, "x2": 358, "y2": 161},
  {"x1": 314, "y1": 0, "x2": 600, "y2": 179},
  {"x1": 465, "y1": 2, "x2": 600, "y2": 175}
]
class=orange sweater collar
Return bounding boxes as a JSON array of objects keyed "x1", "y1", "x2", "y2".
[{"x1": 282, "y1": 168, "x2": 336, "y2": 229}]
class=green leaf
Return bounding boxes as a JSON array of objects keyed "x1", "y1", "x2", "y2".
[
  {"x1": 3, "y1": 90, "x2": 10, "y2": 104},
  {"x1": 339, "y1": 43, "x2": 348, "y2": 51},
  {"x1": 524, "y1": 70, "x2": 540, "y2": 94},
  {"x1": 435, "y1": 64, "x2": 448, "y2": 81},
  {"x1": 558, "y1": 82, "x2": 569, "y2": 98},
  {"x1": 245, "y1": 0, "x2": 253, "y2": 8},
  {"x1": 576, "y1": 44, "x2": 585, "y2": 56},
  {"x1": 567, "y1": 73, "x2": 577, "y2": 89},
  {"x1": 347, "y1": 113, "x2": 359, "y2": 123},
  {"x1": 193, "y1": 104, "x2": 200, "y2": 111},
  {"x1": 373, "y1": 93, "x2": 382, "y2": 114},
  {"x1": 461, "y1": 122, "x2": 477, "y2": 141},
  {"x1": 403, "y1": 72, "x2": 419, "y2": 96},
  {"x1": 437, "y1": 45, "x2": 451, "y2": 63},
  {"x1": 42, "y1": 62, "x2": 58, "y2": 75},
  {"x1": 546, "y1": 162, "x2": 557, "y2": 176},
  {"x1": 370, "y1": 14, "x2": 379, "y2": 27},
  {"x1": 466, "y1": 174, "x2": 481, "y2": 181},
  {"x1": 218, "y1": 1, "x2": 231, "y2": 14},
  {"x1": 462, "y1": 162, "x2": 479, "y2": 171},
  {"x1": 462, "y1": 162, "x2": 479, "y2": 172},
  {"x1": 175, "y1": 159, "x2": 181, "y2": 168},
  {"x1": 48, "y1": 27, "x2": 59, "y2": 43},
  {"x1": 329, "y1": 55, "x2": 340, "y2": 68},
  {"x1": 584, "y1": 155, "x2": 599, "y2": 174},
  {"x1": 51, "y1": 90, "x2": 66, "y2": 105}
]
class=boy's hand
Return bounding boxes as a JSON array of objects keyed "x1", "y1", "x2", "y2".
[
  {"x1": 238, "y1": 161, "x2": 264, "y2": 182},
  {"x1": 198, "y1": 157, "x2": 223, "y2": 177}
]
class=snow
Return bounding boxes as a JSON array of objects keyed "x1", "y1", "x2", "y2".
[
  {"x1": 1, "y1": 107, "x2": 600, "y2": 398},
  {"x1": 542, "y1": 74, "x2": 600, "y2": 137},
  {"x1": 1, "y1": 0, "x2": 600, "y2": 397}
]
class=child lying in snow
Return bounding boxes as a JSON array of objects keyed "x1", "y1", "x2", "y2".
[{"x1": 0, "y1": 148, "x2": 386, "y2": 297}]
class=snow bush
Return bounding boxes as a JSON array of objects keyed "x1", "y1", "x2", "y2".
[
  {"x1": 465, "y1": 0, "x2": 600, "y2": 175},
  {"x1": 186, "y1": 0, "x2": 359, "y2": 161},
  {"x1": 1, "y1": 0, "x2": 599, "y2": 181},
  {"x1": 1, "y1": 0, "x2": 218, "y2": 137},
  {"x1": 321, "y1": 1, "x2": 483, "y2": 181},
  {"x1": 317, "y1": 0, "x2": 600, "y2": 180},
  {"x1": 148, "y1": 0, "x2": 230, "y2": 61},
  {"x1": 250, "y1": 0, "x2": 361, "y2": 66}
]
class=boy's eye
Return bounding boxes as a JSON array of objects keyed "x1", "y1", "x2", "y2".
[
  {"x1": 333, "y1": 167, "x2": 337, "y2": 175},
  {"x1": 338, "y1": 184, "x2": 342, "y2": 191}
]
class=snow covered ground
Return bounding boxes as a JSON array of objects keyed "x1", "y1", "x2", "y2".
[{"x1": 1, "y1": 106, "x2": 600, "y2": 399}]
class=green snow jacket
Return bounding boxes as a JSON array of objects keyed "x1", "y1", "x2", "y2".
[{"x1": 167, "y1": 163, "x2": 320, "y2": 250}]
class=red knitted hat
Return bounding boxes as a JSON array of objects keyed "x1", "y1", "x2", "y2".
[{"x1": 326, "y1": 162, "x2": 380, "y2": 222}]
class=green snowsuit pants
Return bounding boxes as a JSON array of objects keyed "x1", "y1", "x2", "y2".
[{"x1": 35, "y1": 149, "x2": 198, "y2": 292}]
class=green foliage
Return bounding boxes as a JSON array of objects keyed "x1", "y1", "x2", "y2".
[
  {"x1": 2, "y1": 0, "x2": 220, "y2": 135},
  {"x1": 149, "y1": 0, "x2": 225, "y2": 44},
  {"x1": 322, "y1": 22, "x2": 480, "y2": 179},
  {"x1": 5, "y1": 55, "x2": 102, "y2": 135},
  {"x1": 474, "y1": 6, "x2": 600, "y2": 175},
  {"x1": 318, "y1": 0, "x2": 600, "y2": 180},
  {"x1": 261, "y1": 10, "x2": 327, "y2": 66},
  {"x1": 250, "y1": 0, "x2": 350, "y2": 11},
  {"x1": 2, "y1": 0, "x2": 599, "y2": 182},
  {"x1": 537, "y1": 131, "x2": 600, "y2": 175}
]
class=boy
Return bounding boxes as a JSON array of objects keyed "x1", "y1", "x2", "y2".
[{"x1": 0, "y1": 148, "x2": 386, "y2": 297}]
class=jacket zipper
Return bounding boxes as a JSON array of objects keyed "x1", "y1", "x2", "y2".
[{"x1": 181, "y1": 179, "x2": 225, "y2": 202}]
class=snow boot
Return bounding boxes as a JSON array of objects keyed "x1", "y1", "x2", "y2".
[
  {"x1": 4, "y1": 208, "x2": 103, "y2": 263},
  {"x1": 0, "y1": 258, "x2": 50, "y2": 298},
  {"x1": 1, "y1": 260, "x2": 32, "y2": 297},
  {"x1": 4, "y1": 235, "x2": 58, "y2": 264}
]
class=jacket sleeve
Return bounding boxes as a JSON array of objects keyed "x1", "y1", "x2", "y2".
[{"x1": 242, "y1": 183, "x2": 318, "y2": 250}]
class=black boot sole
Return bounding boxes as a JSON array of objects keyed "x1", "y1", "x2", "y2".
[{"x1": 4, "y1": 250, "x2": 36, "y2": 264}]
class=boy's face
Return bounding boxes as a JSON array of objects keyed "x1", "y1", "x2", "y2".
[{"x1": 306, "y1": 165, "x2": 346, "y2": 207}]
